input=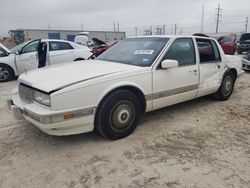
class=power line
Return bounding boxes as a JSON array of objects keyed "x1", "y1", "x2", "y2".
[{"x1": 215, "y1": 4, "x2": 222, "y2": 33}]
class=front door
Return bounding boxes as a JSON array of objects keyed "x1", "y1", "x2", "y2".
[
  {"x1": 152, "y1": 38, "x2": 199, "y2": 110},
  {"x1": 15, "y1": 39, "x2": 41, "y2": 74}
]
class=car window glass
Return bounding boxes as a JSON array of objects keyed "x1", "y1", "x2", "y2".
[
  {"x1": 163, "y1": 38, "x2": 195, "y2": 66},
  {"x1": 49, "y1": 42, "x2": 73, "y2": 51},
  {"x1": 220, "y1": 35, "x2": 233, "y2": 43},
  {"x1": 97, "y1": 38, "x2": 169, "y2": 67},
  {"x1": 22, "y1": 41, "x2": 39, "y2": 54},
  {"x1": 196, "y1": 39, "x2": 221, "y2": 63},
  {"x1": 211, "y1": 41, "x2": 221, "y2": 61}
]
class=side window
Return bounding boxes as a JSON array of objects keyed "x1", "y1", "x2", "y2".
[
  {"x1": 211, "y1": 41, "x2": 221, "y2": 61},
  {"x1": 196, "y1": 39, "x2": 221, "y2": 63},
  {"x1": 49, "y1": 42, "x2": 73, "y2": 51},
  {"x1": 163, "y1": 38, "x2": 196, "y2": 66},
  {"x1": 21, "y1": 41, "x2": 39, "y2": 54}
]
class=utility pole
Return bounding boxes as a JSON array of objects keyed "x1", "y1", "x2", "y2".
[
  {"x1": 113, "y1": 21, "x2": 116, "y2": 32},
  {"x1": 163, "y1": 25, "x2": 166, "y2": 35},
  {"x1": 179, "y1": 28, "x2": 183, "y2": 35},
  {"x1": 200, "y1": 4, "x2": 205, "y2": 33},
  {"x1": 245, "y1": 17, "x2": 248, "y2": 33},
  {"x1": 150, "y1": 26, "x2": 152, "y2": 35},
  {"x1": 117, "y1": 21, "x2": 120, "y2": 32},
  {"x1": 135, "y1": 27, "x2": 138, "y2": 36},
  {"x1": 215, "y1": 4, "x2": 222, "y2": 33},
  {"x1": 174, "y1": 24, "x2": 177, "y2": 35}
]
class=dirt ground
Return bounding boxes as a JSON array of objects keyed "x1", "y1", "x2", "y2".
[{"x1": 0, "y1": 73, "x2": 250, "y2": 188}]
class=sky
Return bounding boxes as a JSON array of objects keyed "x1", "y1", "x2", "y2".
[{"x1": 0, "y1": 0, "x2": 249, "y2": 37}]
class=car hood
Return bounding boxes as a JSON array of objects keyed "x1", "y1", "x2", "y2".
[
  {"x1": 0, "y1": 43, "x2": 11, "y2": 54},
  {"x1": 18, "y1": 60, "x2": 143, "y2": 93}
]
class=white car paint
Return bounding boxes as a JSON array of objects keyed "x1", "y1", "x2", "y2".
[
  {"x1": 0, "y1": 39, "x2": 92, "y2": 81},
  {"x1": 8, "y1": 35, "x2": 244, "y2": 137}
]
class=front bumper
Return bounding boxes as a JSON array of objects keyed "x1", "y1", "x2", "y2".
[
  {"x1": 237, "y1": 46, "x2": 250, "y2": 52},
  {"x1": 8, "y1": 93, "x2": 95, "y2": 136},
  {"x1": 242, "y1": 59, "x2": 250, "y2": 71}
]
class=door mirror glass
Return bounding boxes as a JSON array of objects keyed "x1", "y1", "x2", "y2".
[{"x1": 161, "y1": 59, "x2": 178, "y2": 69}]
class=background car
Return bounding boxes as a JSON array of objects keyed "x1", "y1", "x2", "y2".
[
  {"x1": 242, "y1": 51, "x2": 250, "y2": 71},
  {"x1": 237, "y1": 33, "x2": 250, "y2": 54},
  {"x1": 213, "y1": 34, "x2": 237, "y2": 55},
  {"x1": 193, "y1": 33, "x2": 237, "y2": 55},
  {"x1": 0, "y1": 39, "x2": 92, "y2": 82},
  {"x1": 91, "y1": 38, "x2": 118, "y2": 57}
]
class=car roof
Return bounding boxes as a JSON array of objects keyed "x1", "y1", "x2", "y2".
[
  {"x1": 127, "y1": 35, "x2": 212, "y2": 40},
  {"x1": 41, "y1": 39, "x2": 71, "y2": 43}
]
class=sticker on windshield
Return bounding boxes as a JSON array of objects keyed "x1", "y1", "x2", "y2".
[{"x1": 134, "y1": 50, "x2": 154, "y2": 55}]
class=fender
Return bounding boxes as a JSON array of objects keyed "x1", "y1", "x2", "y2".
[{"x1": 97, "y1": 81, "x2": 151, "y2": 112}]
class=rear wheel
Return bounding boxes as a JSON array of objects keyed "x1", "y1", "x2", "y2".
[
  {"x1": 95, "y1": 90, "x2": 141, "y2": 140},
  {"x1": 213, "y1": 71, "x2": 236, "y2": 101},
  {"x1": 0, "y1": 64, "x2": 14, "y2": 82}
]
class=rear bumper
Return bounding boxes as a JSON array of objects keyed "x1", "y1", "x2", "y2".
[{"x1": 8, "y1": 93, "x2": 95, "y2": 136}]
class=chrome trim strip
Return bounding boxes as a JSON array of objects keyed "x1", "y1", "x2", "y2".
[{"x1": 145, "y1": 84, "x2": 199, "y2": 101}]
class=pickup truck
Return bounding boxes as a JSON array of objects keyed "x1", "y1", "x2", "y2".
[{"x1": 8, "y1": 36, "x2": 244, "y2": 140}]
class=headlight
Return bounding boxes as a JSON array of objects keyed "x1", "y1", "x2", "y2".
[{"x1": 33, "y1": 91, "x2": 51, "y2": 106}]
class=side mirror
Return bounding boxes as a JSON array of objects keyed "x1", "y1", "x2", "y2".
[
  {"x1": 14, "y1": 50, "x2": 20, "y2": 55},
  {"x1": 161, "y1": 59, "x2": 179, "y2": 69}
]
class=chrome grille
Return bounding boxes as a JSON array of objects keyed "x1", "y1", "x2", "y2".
[{"x1": 19, "y1": 84, "x2": 33, "y2": 103}]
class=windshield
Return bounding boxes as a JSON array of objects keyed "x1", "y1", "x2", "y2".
[
  {"x1": 240, "y1": 33, "x2": 250, "y2": 42},
  {"x1": 10, "y1": 42, "x2": 27, "y2": 53},
  {"x1": 96, "y1": 38, "x2": 169, "y2": 67}
]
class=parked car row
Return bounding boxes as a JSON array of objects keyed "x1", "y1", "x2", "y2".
[
  {"x1": 0, "y1": 39, "x2": 92, "y2": 82},
  {"x1": 7, "y1": 35, "x2": 244, "y2": 139}
]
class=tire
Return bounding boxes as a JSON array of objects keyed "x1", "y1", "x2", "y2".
[
  {"x1": 237, "y1": 50, "x2": 242, "y2": 54},
  {"x1": 0, "y1": 64, "x2": 14, "y2": 82},
  {"x1": 213, "y1": 71, "x2": 236, "y2": 101},
  {"x1": 95, "y1": 90, "x2": 141, "y2": 140}
]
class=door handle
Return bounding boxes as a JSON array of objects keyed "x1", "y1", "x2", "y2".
[
  {"x1": 189, "y1": 69, "x2": 198, "y2": 73},
  {"x1": 217, "y1": 65, "x2": 221, "y2": 69}
]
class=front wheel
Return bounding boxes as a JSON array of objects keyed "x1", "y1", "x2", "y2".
[
  {"x1": 95, "y1": 90, "x2": 141, "y2": 140},
  {"x1": 0, "y1": 64, "x2": 14, "y2": 82},
  {"x1": 213, "y1": 72, "x2": 235, "y2": 101}
]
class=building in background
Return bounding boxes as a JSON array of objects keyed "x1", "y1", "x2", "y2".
[{"x1": 10, "y1": 29, "x2": 126, "y2": 43}]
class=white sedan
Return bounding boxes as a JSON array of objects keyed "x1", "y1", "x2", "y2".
[
  {"x1": 0, "y1": 39, "x2": 92, "y2": 82},
  {"x1": 8, "y1": 36, "x2": 243, "y2": 139}
]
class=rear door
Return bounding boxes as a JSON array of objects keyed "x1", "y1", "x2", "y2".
[
  {"x1": 152, "y1": 38, "x2": 199, "y2": 109},
  {"x1": 48, "y1": 41, "x2": 75, "y2": 65},
  {"x1": 15, "y1": 39, "x2": 41, "y2": 73},
  {"x1": 195, "y1": 38, "x2": 222, "y2": 97}
]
